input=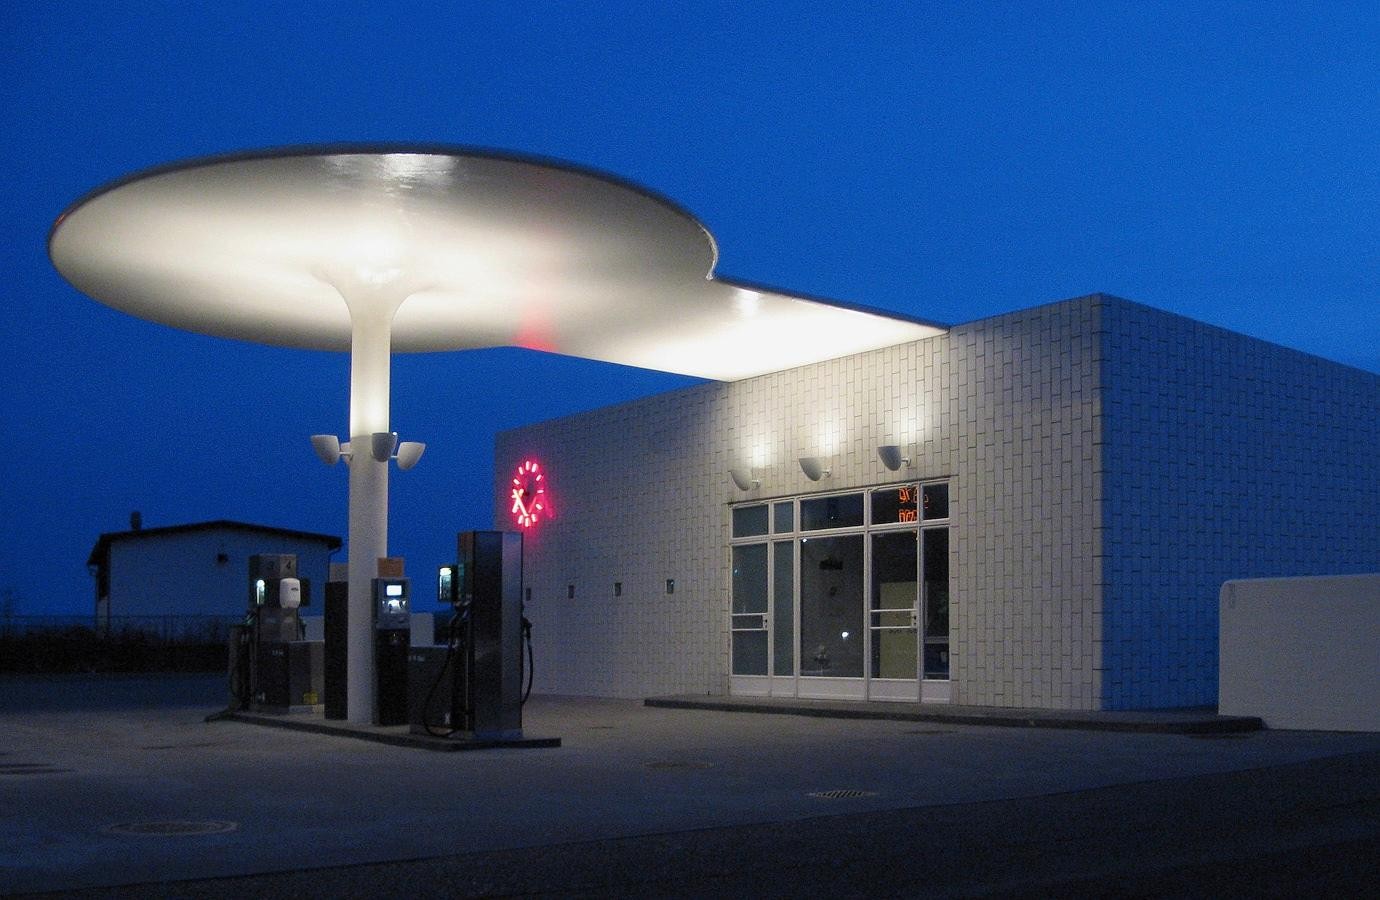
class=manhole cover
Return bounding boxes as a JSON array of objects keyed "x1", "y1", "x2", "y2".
[
  {"x1": 105, "y1": 820, "x2": 238, "y2": 836},
  {"x1": 808, "y1": 789, "x2": 879, "y2": 799},
  {"x1": 903, "y1": 728, "x2": 951, "y2": 735},
  {"x1": 587, "y1": 725, "x2": 615, "y2": 731},
  {"x1": 0, "y1": 763, "x2": 72, "y2": 775},
  {"x1": 645, "y1": 760, "x2": 714, "y2": 771},
  {"x1": 1189, "y1": 732, "x2": 1253, "y2": 740}
]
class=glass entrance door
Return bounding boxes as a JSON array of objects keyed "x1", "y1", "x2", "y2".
[
  {"x1": 729, "y1": 481, "x2": 950, "y2": 704},
  {"x1": 869, "y1": 529, "x2": 919, "y2": 700},
  {"x1": 798, "y1": 534, "x2": 865, "y2": 699},
  {"x1": 730, "y1": 543, "x2": 770, "y2": 694}
]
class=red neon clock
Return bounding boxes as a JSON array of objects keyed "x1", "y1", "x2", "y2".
[{"x1": 510, "y1": 459, "x2": 546, "y2": 528}]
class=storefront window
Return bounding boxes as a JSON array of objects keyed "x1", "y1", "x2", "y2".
[
  {"x1": 922, "y1": 483, "x2": 949, "y2": 520},
  {"x1": 772, "y1": 501, "x2": 794, "y2": 534},
  {"x1": 923, "y1": 528, "x2": 950, "y2": 678},
  {"x1": 871, "y1": 484, "x2": 920, "y2": 525},
  {"x1": 800, "y1": 493, "x2": 864, "y2": 531},
  {"x1": 772, "y1": 541, "x2": 794, "y2": 676},
  {"x1": 730, "y1": 480, "x2": 951, "y2": 694},
  {"x1": 732, "y1": 504, "x2": 769, "y2": 538}
]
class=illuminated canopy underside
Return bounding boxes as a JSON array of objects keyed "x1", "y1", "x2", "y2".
[{"x1": 49, "y1": 147, "x2": 944, "y2": 381}]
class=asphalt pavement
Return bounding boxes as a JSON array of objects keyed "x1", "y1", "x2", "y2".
[{"x1": 3, "y1": 674, "x2": 1378, "y2": 897}]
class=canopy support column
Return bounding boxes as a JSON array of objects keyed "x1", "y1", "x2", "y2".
[{"x1": 344, "y1": 298, "x2": 403, "y2": 724}]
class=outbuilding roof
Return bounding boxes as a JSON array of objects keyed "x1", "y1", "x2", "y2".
[{"x1": 86, "y1": 520, "x2": 342, "y2": 570}]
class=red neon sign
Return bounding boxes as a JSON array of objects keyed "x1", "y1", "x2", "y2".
[{"x1": 510, "y1": 459, "x2": 546, "y2": 528}]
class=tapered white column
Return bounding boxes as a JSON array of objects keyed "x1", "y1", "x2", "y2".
[{"x1": 345, "y1": 302, "x2": 396, "y2": 723}]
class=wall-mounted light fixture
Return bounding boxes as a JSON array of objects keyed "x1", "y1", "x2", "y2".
[
  {"x1": 371, "y1": 431, "x2": 398, "y2": 462},
  {"x1": 311, "y1": 434, "x2": 350, "y2": 465},
  {"x1": 729, "y1": 468, "x2": 760, "y2": 491},
  {"x1": 311, "y1": 432, "x2": 425, "y2": 470},
  {"x1": 877, "y1": 445, "x2": 911, "y2": 471},
  {"x1": 798, "y1": 456, "x2": 831, "y2": 481}
]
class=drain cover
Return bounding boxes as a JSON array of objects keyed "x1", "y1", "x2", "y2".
[
  {"x1": 105, "y1": 820, "x2": 238, "y2": 836},
  {"x1": 645, "y1": 760, "x2": 714, "y2": 770},
  {"x1": 903, "y1": 728, "x2": 951, "y2": 735},
  {"x1": 0, "y1": 763, "x2": 72, "y2": 775},
  {"x1": 587, "y1": 725, "x2": 615, "y2": 731},
  {"x1": 808, "y1": 789, "x2": 879, "y2": 799}
]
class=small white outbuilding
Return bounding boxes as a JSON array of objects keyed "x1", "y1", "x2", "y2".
[{"x1": 86, "y1": 520, "x2": 341, "y2": 634}]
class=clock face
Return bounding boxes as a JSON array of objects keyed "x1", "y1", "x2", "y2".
[{"x1": 510, "y1": 459, "x2": 546, "y2": 528}]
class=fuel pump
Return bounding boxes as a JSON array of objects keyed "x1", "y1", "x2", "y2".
[
  {"x1": 373, "y1": 576, "x2": 411, "y2": 725},
  {"x1": 240, "y1": 554, "x2": 321, "y2": 712},
  {"x1": 410, "y1": 531, "x2": 528, "y2": 739}
]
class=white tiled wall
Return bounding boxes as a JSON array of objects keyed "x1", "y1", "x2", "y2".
[
  {"x1": 496, "y1": 296, "x2": 1106, "y2": 707},
  {"x1": 496, "y1": 294, "x2": 1378, "y2": 710},
  {"x1": 1099, "y1": 300, "x2": 1380, "y2": 709},
  {"x1": 947, "y1": 299, "x2": 1101, "y2": 709}
]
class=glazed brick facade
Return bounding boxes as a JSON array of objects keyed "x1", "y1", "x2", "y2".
[{"x1": 497, "y1": 295, "x2": 1378, "y2": 709}]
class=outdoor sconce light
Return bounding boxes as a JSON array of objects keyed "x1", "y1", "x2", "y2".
[
  {"x1": 311, "y1": 433, "x2": 425, "y2": 470},
  {"x1": 394, "y1": 441, "x2": 426, "y2": 471},
  {"x1": 371, "y1": 431, "x2": 427, "y2": 470},
  {"x1": 798, "y1": 457, "x2": 831, "y2": 481},
  {"x1": 311, "y1": 434, "x2": 350, "y2": 465},
  {"x1": 729, "y1": 468, "x2": 760, "y2": 491},
  {"x1": 877, "y1": 445, "x2": 910, "y2": 471},
  {"x1": 371, "y1": 431, "x2": 399, "y2": 463}
]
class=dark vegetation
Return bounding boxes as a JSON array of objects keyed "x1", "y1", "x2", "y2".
[{"x1": 0, "y1": 625, "x2": 226, "y2": 673}]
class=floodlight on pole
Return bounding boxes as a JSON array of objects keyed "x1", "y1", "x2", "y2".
[{"x1": 311, "y1": 434, "x2": 350, "y2": 466}]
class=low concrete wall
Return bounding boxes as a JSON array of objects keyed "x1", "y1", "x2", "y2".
[{"x1": 1219, "y1": 574, "x2": 1380, "y2": 731}]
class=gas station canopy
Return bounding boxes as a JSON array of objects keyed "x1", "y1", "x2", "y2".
[{"x1": 49, "y1": 146, "x2": 944, "y2": 381}]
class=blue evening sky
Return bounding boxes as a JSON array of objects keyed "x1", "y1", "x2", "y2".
[{"x1": 2, "y1": 2, "x2": 1376, "y2": 614}]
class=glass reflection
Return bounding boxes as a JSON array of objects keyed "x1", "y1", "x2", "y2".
[{"x1": 799, "y1": 535, "x2": 864, "y2": 677}]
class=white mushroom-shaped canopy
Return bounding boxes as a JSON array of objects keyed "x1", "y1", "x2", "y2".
[{"x1": 50, "y1": 146, "x2": 943, "y2": 380}]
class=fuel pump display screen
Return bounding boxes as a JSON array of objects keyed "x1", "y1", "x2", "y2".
[{"x1": 373, "y1": 578, "x2": 410, "y2": 629}]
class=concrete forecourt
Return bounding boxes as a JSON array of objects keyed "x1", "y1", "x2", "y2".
[{"x1": 3, "y1": 675, "x2": 1379, "y2": 897}]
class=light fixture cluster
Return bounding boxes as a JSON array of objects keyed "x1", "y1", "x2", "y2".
[
  {"x1": 728, "y1": 444, "x2": 914, "y2": 490},
  {"x1": 311, "y1": 432, "x2": 426, "y2": 470}
]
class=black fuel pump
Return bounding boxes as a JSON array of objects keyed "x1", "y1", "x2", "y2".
[
  {"x1": 373, "y1": 576, "x2": 411, "y2": 725},
  {"x1": 410, "y1": 531, "x2": 528, "y2": 739}
]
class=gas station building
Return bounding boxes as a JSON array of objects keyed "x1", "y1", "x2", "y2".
[
  {"x1": 499, "y1": 293, "x2": 1380, "y2": 711},
  {"x1": 48, "y1": 147, "x2": 1379, "y2": 722}
]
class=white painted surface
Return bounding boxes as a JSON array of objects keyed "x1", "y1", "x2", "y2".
[
  {"x1": 499, "y1": 295, "x2": 1380, "y2": 710},
  {"x1": 409, "y1": 613, "x2": 435, "y2": 647},
  {"x1": 500, "y1": 298, "x2": 1103, "y2": 708},
  {"x1": 49, "y1": 148, "x2": 943, "y2": 380},
  {"x1": 1220, "y1": 574, "x2": 1380, "y2": 731},
  {"x1": 105, "y1": 527, "x2": 336, "y2": 621}
]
